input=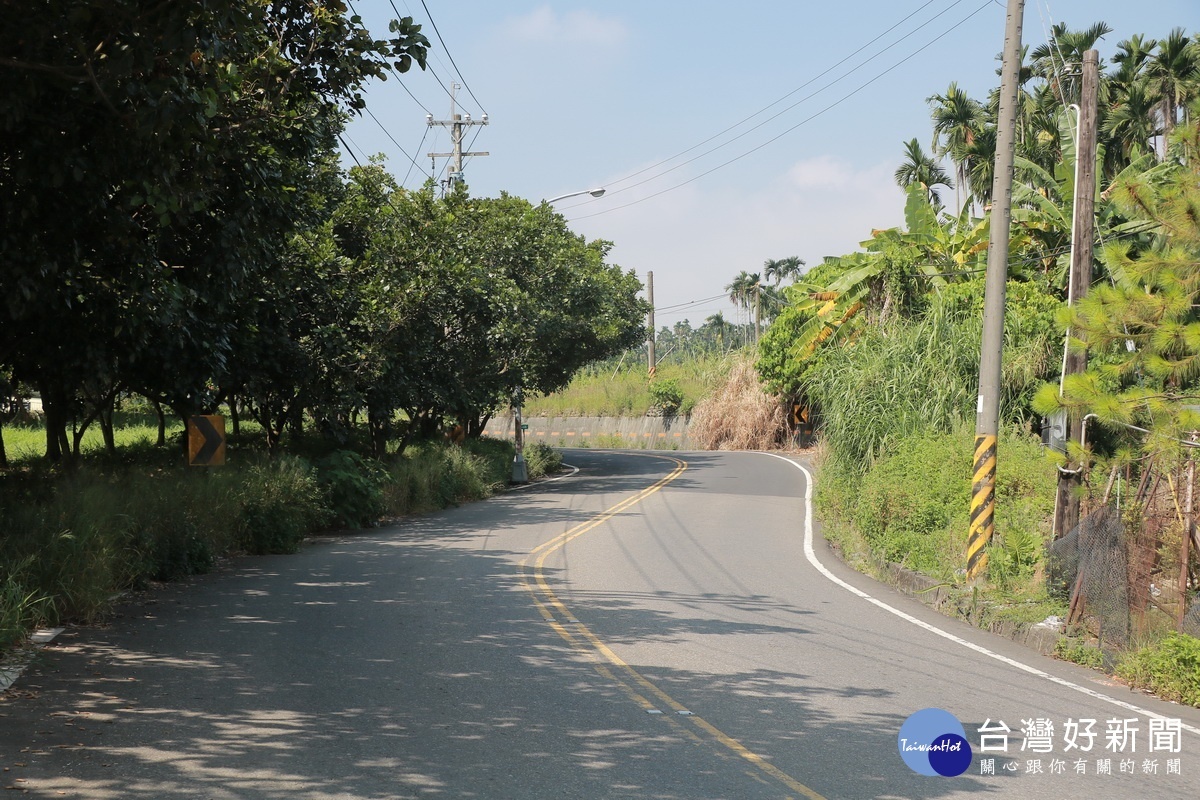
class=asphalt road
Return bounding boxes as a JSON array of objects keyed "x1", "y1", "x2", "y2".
[{"x1": 2, "y1": 449, "x2": 1199, "y2": 799}]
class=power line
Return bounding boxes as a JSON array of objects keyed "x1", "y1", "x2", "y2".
[
  {"x1": 568, "y1": 0, "x2": 994, "y2": 222},
  {"x1": 385, "y1": 0, "x2": 465, "y2": 110},
  {"x1": 417, "y1": 0, "x2": 488, "y2": 114},
  {"x1": 346, "y1": 0, "x2": 434, "y2": 115},
  {"x1": 402, "y1": 127, "x2": 431, "y2": 187},
  {"x1": 654, "y1": 293, "x2": 729, "y2": 313},
  {"x1": 364, "y1": 106, "x2": 429, "y2": 177},
  {"x1": 557, "y1": 0, "x2": 972, "y2": 212}
]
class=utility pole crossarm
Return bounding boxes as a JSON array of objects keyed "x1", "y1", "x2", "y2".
[{"x1": 426, "y1": 82, "x2": 488, "y2": 188}]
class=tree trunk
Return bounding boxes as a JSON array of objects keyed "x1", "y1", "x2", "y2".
[
  {"x1": 367, "y1": 408, "x2": 389, "y2": 459},
  {"x1": 100, "y1": 402, "x2": 116, "y2": 454},
  {"x1": 229, "y1": 395, "x2": 241, "y2": 436},
  {"x1": 0, "y1": 421, "x2": 7, "y2": 468},
  {"x1": 41, "y1": 383, "x2": 70, "y2": 462},
  {"x1": 155, "y1": 402, "x2": 167, "y2": 447}
]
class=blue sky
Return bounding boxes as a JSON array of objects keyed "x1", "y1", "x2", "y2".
[{"x1": 341, "y1": 1, "x2": 1198, "y2": 325}]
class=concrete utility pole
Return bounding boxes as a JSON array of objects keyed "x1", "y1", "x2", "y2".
[
  {"x1": 1053, "y1": 49, "x2": 1101, "y2": 540},
  {"x1": 647, "y1": 271, "x2": 656, "y2": 380},
  {"x1": 427, "y1": 83, "x2": 488, "y2": 189},
  {"x1": 968, "y1": 0, "x2": 1025, "y2": 582}
]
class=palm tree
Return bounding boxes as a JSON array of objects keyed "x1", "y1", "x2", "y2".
[
  {"x1": 725, "y1": 270, "x2": 765, "y2": 345},
  {"x1": 927, "y1": 82, "x2": 985, "y2": 213},
  {"x1": 894, "y1": 138, "x2": 953, "y2": 209},
  {"x1": 763, "y1": 256, "x2": 806, "y2": 285},
  {"x1": 1146, "y1": 27, "x2": 1200, "y2": 140},
  {"x1": 1103, "y1": 81, "x2": 1158, "y2": 166},
  {"x1": 1030, "y1": 22, "x2": 1113, "y2": 106},
  {"x1": 703, "y1": 312, "x2": 731, "y2": 352}
]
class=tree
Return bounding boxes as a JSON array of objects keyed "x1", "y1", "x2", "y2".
[
  {"x1": 763, "y1": 256, "x2": 806, "y2": 286},
  {"x1": 927, "y1": 82, "x2": 985, "y2": 213},
  {"x1": 1146, "y1": 28, "x2": 1200, "y2": 139},
  {"x1": 1034, "y1": 113, "x2": 1200, "y2": 461},
  {"x1": 0, "y1": 1, "x2": 429, "y2": 459},
  {"x1": 894, "y1": 138, "x2": 954, "y2": 209}
]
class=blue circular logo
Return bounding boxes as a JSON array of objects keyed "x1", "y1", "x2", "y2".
[{"x1": 898, "y1": 708, "x2": 973, "y2": 777}]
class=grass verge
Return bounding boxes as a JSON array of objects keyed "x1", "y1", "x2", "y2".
[{"x1": 0, "y1": 436, "x2": 549, "y2": 652}]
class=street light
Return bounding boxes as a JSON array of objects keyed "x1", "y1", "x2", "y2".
[
  {"x1": 545, "y1": 188, "x2": 605, "y2": 204},
  {"x1": 510, "y1": 187, "x2": 606, "y2": 484}
]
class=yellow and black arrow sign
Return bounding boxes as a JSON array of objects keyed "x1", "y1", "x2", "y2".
[{"x1": 188, "y1": 415, "x2": 226, "y2": 466}]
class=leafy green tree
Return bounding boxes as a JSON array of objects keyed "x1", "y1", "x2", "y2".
[
  {"x1": 0, "y1": 1, "x2": 429, "y2": 459},
  {"x1": 1034, "y1": 115, "x2": 1200, "y2": 460}
]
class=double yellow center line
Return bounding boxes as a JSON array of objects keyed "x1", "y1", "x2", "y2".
[{"x1": 517, "y1": 453, "x2": 826, "y2": 800}]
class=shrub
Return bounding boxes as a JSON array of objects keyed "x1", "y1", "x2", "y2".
[
  {"x1": 816, "y1": 424, "x2": 1055, "y2": 584},
  {"x1": 1116, "y1": 632, "x2": 1200, "y2": 707},
  {"x1": 1055, "y1": 638, "x2": 1106, "y2": 669},
  {"x1": 648, "y1": 379, "x2": 684, "y2": 416},
  {"x1": 524, "y1": 440, "x2": 562, "y2": 478},
  {"x1": 383, "y1": 440, "x2": 510, "y2": 516},
  {"x1": 317, "y1": 450, "x2": 388, "y2": 528},
  {"x1": 236, "y1": 455, "x2": 327, "y2": 554}
]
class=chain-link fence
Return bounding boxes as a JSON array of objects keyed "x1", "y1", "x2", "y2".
[{"x1": 1047, "y1": 461, "x2": 1200, "y2": 647}]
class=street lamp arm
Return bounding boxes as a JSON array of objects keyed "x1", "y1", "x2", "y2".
[{"x1": 545, "y1": 188, "x2": 605, "y2": 204}]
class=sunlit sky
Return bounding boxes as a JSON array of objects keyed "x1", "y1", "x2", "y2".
[{"x1": 341, "y1": 1, "x2": 1197, "y2": 325}]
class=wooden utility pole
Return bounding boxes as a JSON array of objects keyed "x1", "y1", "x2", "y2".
[
  {"x1": 968, "y1": 0, "x2": 1025, "y2": 581},
  {"x1": 646, "y1": 271, "x2": 656, "y2": 379},
  {"x1": 1053, "y1": 49, "x2": 1100, "y2": 540}
]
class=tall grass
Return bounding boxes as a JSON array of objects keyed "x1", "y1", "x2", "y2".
[
  {"x1": 689, "y1": 356, "x2": 784, "y2": 450},
  {"x1": 0, "y1": 436, "x2": 528, "y2": 649},
  {"x1": 523, "y1": 353, "x2": 736, "y2": 417},
  {"x1": 807, "y1": 301, "x2": 1055, "y2": 474}
]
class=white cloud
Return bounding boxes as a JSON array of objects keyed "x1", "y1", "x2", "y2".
[{"x1": 503, "y1": 6, "x2": 629, "y2": 47}]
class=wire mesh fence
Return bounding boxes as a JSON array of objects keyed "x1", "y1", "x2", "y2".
[{"x1": 1047, "y1": 459, "x2": 1200, "y2": 647}]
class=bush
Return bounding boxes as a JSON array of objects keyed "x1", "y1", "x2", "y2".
[
  {"x1": 317, "y1": 450, "x2": 388, "y2": 528},
  {"x1": 524, "y1": 440, "x2": 562, "y2": 478},
  {"x1": 648, "y1": 379, "x2": 684, "y2": 416},
  {"x1": 1116, "y1": 632, "x2": 1200, "y2": 707},
  {"x1": 383, "y1": 440, "x2": 511, "y2": 516},
  {"x1": 236, "y1": 455, "x2": 327, "y2": 554},
  {"x1": 816, "y1": 424, "x2": 1055, "y2": 584}
]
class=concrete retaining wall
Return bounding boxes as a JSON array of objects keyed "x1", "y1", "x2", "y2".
[{"x1": 482, "y1": 415, "x2": 693, "y2": 449}]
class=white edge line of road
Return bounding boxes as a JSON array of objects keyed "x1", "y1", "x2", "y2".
[
  {"x1": 0, "y1": 627, "x2": 65, "y2": 693},
  {"x1": 508, "y1": 462, "x2": 581, "y2": 491},
  {"x1": 762, "y1": 451, "x2": 1200, "y2": 738}
]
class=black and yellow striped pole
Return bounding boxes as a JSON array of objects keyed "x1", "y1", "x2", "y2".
[
  {"x1": 969, "y1": 0, "x2": 1024, "y2": 582},
  {"x1": 968, "y1": 435, "x2": 997, "y2": 576}
]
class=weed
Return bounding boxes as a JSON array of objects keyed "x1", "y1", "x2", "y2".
[
  {"x1": 317, "y1": 450, "x2": 388, "y2": 528},
  {"x1": 689, "y1": 356, "x2": 783, "y2": 450},
  {"x1": 1116, "y1": 632, "x2": 1200, "y2": 707},
  {"x1": 0, "y1": 557, "x2": 50, "y2": 648},
  {"x1": 1054, "y1": 637, "x2": 1106, "y2": 669},
  {"x1": 236, "y1": 455, "x2": 326, "y2": 554},
  {"x1": 523, "y1": 440, "x2": 562, "y2": 478}
]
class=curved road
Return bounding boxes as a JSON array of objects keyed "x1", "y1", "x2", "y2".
[{"x1": 2, "y1": 450, "x2": 1199, "y2": 799}]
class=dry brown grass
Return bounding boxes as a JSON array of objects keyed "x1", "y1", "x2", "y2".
[{"x1": 688, "y1": 356, "x2": 785, "y2": 450}]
